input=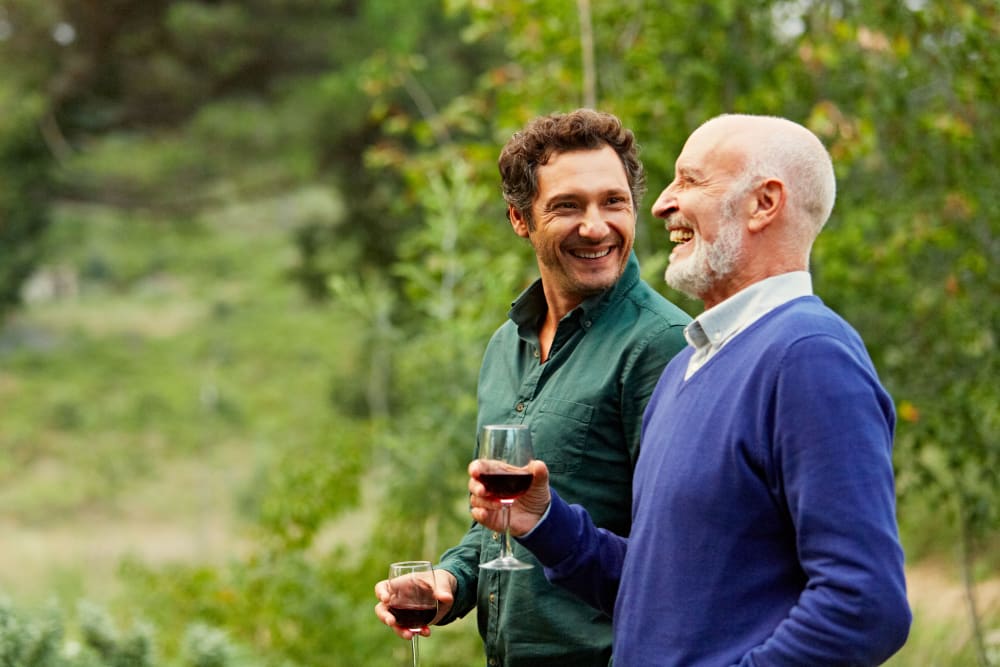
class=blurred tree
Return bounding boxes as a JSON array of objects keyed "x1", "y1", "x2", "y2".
[
  {"x1": 0, "y1": 1, "x2": 56, "y2": 321},
  {"x1": 0, "y1": 84, "x2": 52, "y2": 322},
  {"x1": 0, "y1": 0, "x2": 504, "y2": 309}
]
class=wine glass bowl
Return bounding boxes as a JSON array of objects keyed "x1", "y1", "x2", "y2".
[
  {"x1": 479, "y1": 462, "x2": 533, "y2": 501},
  {"x1": 477, "y1": 424, "x2": 534, "y2": 571},
  {"x1": 387, "y1": 561, "x2": 437, "y2": 666}
]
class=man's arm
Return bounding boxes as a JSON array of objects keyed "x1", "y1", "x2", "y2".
[
  {"x1": 518, "y1": 490, "x2": 628, "y2": 617},
  {"x1": 433, "y1": 523, "x2": 484, "y2": 625},
  {"x1": 738, "y1": 333, "x2": 911, "y2": 665},
  {"x1": 468, "y1": 460, "x2": 628, "y2": 617}
]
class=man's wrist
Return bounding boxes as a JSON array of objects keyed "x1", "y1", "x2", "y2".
[{"x1": 518, "y1": 501, "x2": 552, "y2": 539}]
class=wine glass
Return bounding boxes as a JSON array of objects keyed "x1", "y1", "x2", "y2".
[
  {"x1": 477, "y1": 424, "x2": 534, "y2": 571},
  {"x1": 387, "y1": 561, "x2": 438, "y2": 667}
]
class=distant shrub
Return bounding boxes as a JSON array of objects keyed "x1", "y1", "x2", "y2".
[{"x1": 0, "y1": 599, "x2": 247, "y2": 667}]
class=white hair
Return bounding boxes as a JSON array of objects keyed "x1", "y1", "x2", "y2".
[{"x1": 702, "y1": 114, "x2": 837, "y2": 238}]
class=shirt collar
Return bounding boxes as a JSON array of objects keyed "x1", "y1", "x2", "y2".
[{"x1": 684, "y1": 271, "x2": 813, "y2": 351}]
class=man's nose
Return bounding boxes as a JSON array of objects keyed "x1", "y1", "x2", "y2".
[
  {"x1": 579, "y1": 206, "x2": 610, "y2": 237},
  {"x1": 651, "y1": 187, "x2": 677, "y2": 220}
]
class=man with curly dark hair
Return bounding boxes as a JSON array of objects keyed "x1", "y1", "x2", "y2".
[{"x1": 376, "y1": 109, "x2": 690, "y2": 666}]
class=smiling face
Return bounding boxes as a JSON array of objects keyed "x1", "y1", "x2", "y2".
[
  {"x1": 663, "y1": 186, "x2": 746, "y2": 300},
  {"x1": 652, "y1": 114, "x2": 838, "y2": 307},
  {"x1": 509, "y1": 145, "x2": 635, "y2": 317},
  {"x1": 651, "y1": 122, "x2": 754, "y2": 307}
]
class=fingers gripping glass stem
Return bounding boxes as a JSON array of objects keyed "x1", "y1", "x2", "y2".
[{"x1": 387, "y1": 561, "x2": 437, "y2": 666}]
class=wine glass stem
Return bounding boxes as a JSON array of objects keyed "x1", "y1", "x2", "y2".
[
  {"x1": 410, "y1": 635, "x2": 419, "y2": 667},
  {"x1": 501, "y1": 503, "x2": 513, "y2": 560}
]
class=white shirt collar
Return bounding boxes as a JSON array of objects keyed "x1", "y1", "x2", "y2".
[{"x1": 683, "y1": 271, "x2": 813, "y2": 377}]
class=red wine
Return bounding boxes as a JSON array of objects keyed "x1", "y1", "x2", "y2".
[
  {"x1": 480, "y1": 471, "x2": 532, "y2": 500},
  {"x1": 389, "y1": 605, "x2": 436, "y2": 629}
]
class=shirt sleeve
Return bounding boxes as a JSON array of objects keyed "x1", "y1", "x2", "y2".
[
  {"x1": 737, "y1": 333, "x2": 911, "y2": 665},
  {"x1": 517, "y1": 489, "x2": 629, "y2": 617},
  {"x1": 434, "y1": 522, "x2": 483, "y2": 625}
]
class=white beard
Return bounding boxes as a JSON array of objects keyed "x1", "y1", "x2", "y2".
[{"x1": 665, "y1": 205, "x2": 744, "y2": 300}]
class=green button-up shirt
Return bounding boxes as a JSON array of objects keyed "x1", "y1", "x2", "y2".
[{"x1": 437, "y1": 253, "x2": 690, "y2": 666}]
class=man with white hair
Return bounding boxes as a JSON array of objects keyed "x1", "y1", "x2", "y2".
[{"x1": 468, "y1": 114, "x2": 912, "y2": 666}]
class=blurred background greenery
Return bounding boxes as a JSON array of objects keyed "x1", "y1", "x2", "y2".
[{"x1": 0, "y1": 0, "x2": 996, "y2": 665}]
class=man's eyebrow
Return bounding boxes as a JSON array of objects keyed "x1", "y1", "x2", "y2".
[
  {"x1": 541, "y1": 192, "x2": 579, "y2": 206},
  {"x1": 543, "y1": 187, "x2": 629, "y2": 205},
  {"x1": 675, "y1": 165, "x2": 705, "y2": 180}
]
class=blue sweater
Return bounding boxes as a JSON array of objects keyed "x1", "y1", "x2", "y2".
[{"x1": 521, "y1": 296, "x2": 911, "y2": 666}]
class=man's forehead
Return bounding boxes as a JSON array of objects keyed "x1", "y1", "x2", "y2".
[
  {"x1": 538, "y1": 146, "x2": 627, "y2": 178},
  {"x1": 544, "y1": 144, "x2": 617, "y2": 163},
  {"x1": 676, "y1": 127, "x2": 741, "y2": 175}
]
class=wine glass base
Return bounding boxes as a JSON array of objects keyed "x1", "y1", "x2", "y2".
[{"x1": 480, "y1": 556, "x2": 533, "y2": 571}]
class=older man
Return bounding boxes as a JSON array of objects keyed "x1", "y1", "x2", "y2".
[
  {"x1": 375, "y1": 109, "x2": 690, "y2": 665},
  {"x1": 469, "y1": 114, "x2": 912, "y2": 666}
]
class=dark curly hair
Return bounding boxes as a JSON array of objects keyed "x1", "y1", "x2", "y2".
[{"x1": 498, "y1": 109, "x2": 646, "y2": 229}]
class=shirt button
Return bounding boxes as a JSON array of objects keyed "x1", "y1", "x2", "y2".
[
  {"x1": 515, "y1": 402, "x2": 525, "y2": 412},
  {"x1": 583, "y1": 319, "x2": 592, "y2": 328},
  {"x1": 489, "y1": 593, "x2": 496, "y2": 603},
  {"x1": 492, "y1": 532, "x2": 499, "y2": 540},
  {"x1": 489, "y1": 659, "x2": 498, "y2": 666},
  {"x1": 533, "y1": 349, "x2": 539, "y2": 358}
]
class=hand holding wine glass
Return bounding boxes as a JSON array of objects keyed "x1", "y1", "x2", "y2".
[
  {"x1": 475, "y1": 424, "x2": 537, "y2": 571},
  {"x1": 386, "y1": 561, "x2": 437, "y2": 667},
  {"x1": 469, "y1": 459, "x2": 551, "y2": 536}
]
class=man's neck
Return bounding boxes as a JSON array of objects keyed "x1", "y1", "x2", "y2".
[{"x1": 701, "y1": 264, "x2": 808, "y2": 310}]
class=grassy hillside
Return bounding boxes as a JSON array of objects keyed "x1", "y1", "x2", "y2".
[{"x1": 0, "y1": 191, "x2": 354, "y2": 606}]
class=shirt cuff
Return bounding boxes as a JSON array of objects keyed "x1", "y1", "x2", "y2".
[{"x1": 518, "y1": 500, "x2": 552, "y2": 539}]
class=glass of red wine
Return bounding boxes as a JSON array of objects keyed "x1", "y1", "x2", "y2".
[
  {"x1": 387, "y1": 561, "x2": 438, "y2": 667},
  {"x1": 477, "y1": 424, "x2": 534, "y2": 571}
]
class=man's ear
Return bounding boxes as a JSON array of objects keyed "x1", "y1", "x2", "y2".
[
  {"x1": 509, "y1": 205, "x2": 531, "y2": 238},
  {"x1": 748, "y1": 178, "x2": 785, "y2": 233}
]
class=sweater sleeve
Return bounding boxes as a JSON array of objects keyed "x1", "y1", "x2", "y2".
[
  {"x1": 738, "y1": 333, "x2": 911, "y2": 665},
  {"x1": 517, "y1": 489, "x2": 629, "y2": 617}
]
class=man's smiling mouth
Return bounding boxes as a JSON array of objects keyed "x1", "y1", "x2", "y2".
[
  {"x1": 572, "y1": 247, "x2": 613, "y2": 259},
  {"x1": 669, "y1": 228, "x2": 694, "y2": 244}
]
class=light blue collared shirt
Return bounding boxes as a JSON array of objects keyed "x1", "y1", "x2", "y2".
[{"x1": 684, "y1": 271, "x2": 813, "y2": 379}]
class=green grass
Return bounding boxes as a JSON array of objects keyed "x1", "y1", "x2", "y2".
[{"x1": 0, "y1": 195, "x2": 357, "y2": 607}]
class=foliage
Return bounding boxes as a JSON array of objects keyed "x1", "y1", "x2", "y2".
[
  {"x1": 0, "y1": 0, "x2": 503, "y2": 305},
  {"x1": 0, "y1": 598, "x2": 251, "y2": 667},
  {"x1": 0, "y1": 83, "x2": 52, "y2": 321}
]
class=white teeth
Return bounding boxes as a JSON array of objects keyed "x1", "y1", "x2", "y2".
[
  {"x1": 669, "y1": 229, "x2": 694, "y2": 243},
  {"x1": 574, "y1": 247, "x2": 612, "y2": 259}
]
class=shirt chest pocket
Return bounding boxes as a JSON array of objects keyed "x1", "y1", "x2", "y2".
[{"x1": 532, "y1": 398, "x2": 594, "y2": 474}]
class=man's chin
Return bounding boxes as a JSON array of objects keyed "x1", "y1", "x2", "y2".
[
  {"x1": 570, "y1": 271, "x2": 620, "y2": 298},
  {"x1": 578, "y1": 279, "x2": 616, "y2": 297},
  {"x1": 665, "y1": 264, "x2": 704, "y2": 300}
]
